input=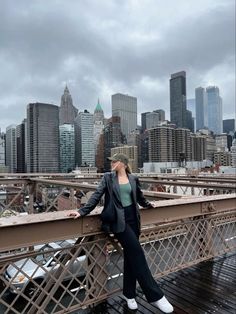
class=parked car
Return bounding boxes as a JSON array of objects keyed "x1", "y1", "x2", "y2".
[{"x1": 4, "y1": 240, "x2": 86, "y2": 297}]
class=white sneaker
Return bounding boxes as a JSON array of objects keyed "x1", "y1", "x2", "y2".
[
  {"x1": 154, "y1": 296, "x2": 174, "y2": 313},
  {"x1": 124, "y1": 296, "x2": 138, "y2": 310}
]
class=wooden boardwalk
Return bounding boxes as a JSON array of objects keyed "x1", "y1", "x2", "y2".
[{"x1": 78, "y1": 253, "x2": 236, "y2": 314}]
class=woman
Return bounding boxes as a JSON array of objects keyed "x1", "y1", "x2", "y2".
[{"x1": 68, "y1": 153, "x2": 174, "y2": 313}]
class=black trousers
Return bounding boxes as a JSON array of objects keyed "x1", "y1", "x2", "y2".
[{"x1": 114, "y1": 204, "x2": 164, "y2": 303}]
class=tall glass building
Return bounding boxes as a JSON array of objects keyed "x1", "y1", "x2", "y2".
[
  {"x1": 170, "y1": 71, "x2": 187, "y2": 128},
  {"x1": 59, "y1": 124, "x2": 75, "y2": 173},
  {"x1": 206, "y1": 86, "x2": 223, "y2": 135},
  {"x1": 0, "y1": 132, "x2": 6, "y2": 169},
  {"x1": 5, "y1": 125, "x2": 17, "y2": 173},
  {"x1": 195, "y1": 87, "x2": 208, "y2": 131},
  {"x1": 112, "y1": 93, "x2": 137, "y2": 138},
  {"x1": 27, "y1": 103, "x2": 59, "y2": 173},
  {"x1": 75, "y1": 110, "x2": 95, "y2": 167}
]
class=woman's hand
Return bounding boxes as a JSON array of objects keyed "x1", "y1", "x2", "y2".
[{"x1": 67, "y1": 211, "x2": 81, "y2": 219}]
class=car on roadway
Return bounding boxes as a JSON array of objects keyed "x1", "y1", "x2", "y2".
[{"x1": 4, "y1": 240, "x2": 86, "y2": 298}]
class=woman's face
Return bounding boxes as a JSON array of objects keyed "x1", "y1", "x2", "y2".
[{"x1": 111, "y1": 160, "x2": 125, "y2": 172}]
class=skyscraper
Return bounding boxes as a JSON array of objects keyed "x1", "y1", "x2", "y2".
[
  {"x1": 59, "y1": 86, "x2": 78, "y2": 125},
  {"x1": 223, "y1": 119, "x2": 235, "y2": 135},
  {"x1": 75, "y1": 110, "x2": 95, "y2": 167},
  {"x1": 190, "y1": 134, "x2": 206, "y2": 161},
  {"x1": 170, "y1": 71, "x2": 187, "y2": 128},
  {"x1": 127, "y1": 129, "x2": 142, "y2": 169},
  {"x1": 16, "y1": 119, "x2": 26, "y2": 173},
  {"x1": 94, "y1": 100, "x2": 104, "y2": 171},
  {"x1": 5, "y1": 125, "x2": 17, "y2": 173},
  {"x1": 149, "y1": 126, "x2": 176, "y2": 162},
  {"x1": 206, "y1": 86, "x2": 223, "y2": 134},
  {"x1": 112, "y1": 93, "x2": 137, "y2": 138},
  {"x1": 0, "y1": 132, "x2": 6, "y2": 169},
  {"x1": 186, "y1": 110, "x2": 194, "y2": 133},
  {"x1": 146, "y1": 112, "x2": 160, "y2": 129},
  {"x1": 231, "y1": 139, "x2": 236, "y2": 167},
  {"x1": 141, "y1": 112, "x2": 150, "y2": 132},
  {"x1": 195, "y1": 87, "x2": 208, "y2": 131},
  {"x1": 175, "y1": 128, "x2": 191, "y2": 164},
  {"x1": 27, "y1": 103, "x2": 59, "y2": 173},
  {"x1": 59, "y1": 124, "x2": 75, "y2": 173},
  {"x1": 94, "y1": 99, "x2": 104, "y2": 151},
  {"x1": 103, "y1": 116, "x2": 124, "y2": 171},
  {"x1": 154, "y1": 109, "x2": 165, "y2": 122}
]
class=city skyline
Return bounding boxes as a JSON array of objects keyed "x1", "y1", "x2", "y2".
[{"x1": 0, "y1": 0, "x2": 235, "y2": 131}]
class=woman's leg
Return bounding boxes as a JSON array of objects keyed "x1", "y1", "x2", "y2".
[
  {"x1": 123, "y1": 247, "x2": 137, "y2": 298},
  {"x1": 115, "y1": 223, "x2": 164, "y2": 303}
]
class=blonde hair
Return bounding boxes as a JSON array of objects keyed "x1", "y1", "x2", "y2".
[{"x1": 126, "y1": 163, "x2": 132, "y2": 174}]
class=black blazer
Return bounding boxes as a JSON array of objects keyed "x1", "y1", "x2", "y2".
[{"x1": 78, "y1": 172, "x2": 152, "y2": 233}]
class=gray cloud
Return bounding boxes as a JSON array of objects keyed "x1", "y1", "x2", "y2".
[{"x1": 0, "y1": 0, "x2": 235, "y2": 131}]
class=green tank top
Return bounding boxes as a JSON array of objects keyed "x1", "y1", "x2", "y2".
[{"x1": 119, "y1": 182, "x2": 133, "y2": 207}]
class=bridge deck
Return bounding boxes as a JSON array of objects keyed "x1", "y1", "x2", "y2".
[{"x1": 78, "y1": 253, "x2": 236, "y2": 314}]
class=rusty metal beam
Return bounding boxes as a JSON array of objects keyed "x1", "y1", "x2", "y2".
[
  {"x1": 140, "y1": 178, "x2": 236, "y2": 189},
  {"x1": 0, "y1": 178, "x2": 28, "y2": 185},
  {"x1": 31, "y1": 177, "x2": 236, "y2": 191},
  {"x1": 27, "y1": 178, "x2": 183, "y2": 199},
  {"x1": 139, "y1": 175, "x2": 236, "y2": 184},
  {"x1": 0, "y1": 194, "x2": 235, "y2": 253}
]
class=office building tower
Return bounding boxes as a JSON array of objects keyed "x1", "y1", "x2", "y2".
[
  {"x1": 16, "y1": 119, "x2": 26, "y2": 173},
  {"x1": 206, "y1": 86, "x2": 223, "y2": 134},
  {"x1": 175, "y1": 128, "x2": 191, "y2": 164},
  {"x1": 197, "y1": 129, "x2": 216, "y2": 161},
  {"x1": 111, "y1": 145, "x2": 138, "y2": 172},
  {"x1": 190, "y1": 134, "x2": 206, "y2": 161},
  {"x1": 94, "y1": 99, "x2": 104, "y2": 151},
  {"x1": 59, "y1": 124, "x2": 75, "y2": 173},
  {"x1": 223, "y1": 119, "x2": 235, "y2": 135},
  {"x1": 75, "y1": 110, "x2": 95, "y2": 167},
  {"x1": 94, "y1": 99, "x2": 104, "y2": 123},
  {"x1": 214, "y1": 151, "x2": 232, "y2": 166},
  {"x1": 127, "y1": 129, "x2": 142, "y2": 169},
  {"x1": 59, "y1": 86, "x2": 78, "y2": 125},
  {"x1": 215, "y1": 133, "x2": 232, "y2": 152},
  {"x1": 186, "y1": 110, "x2": 194, "y2": 133},
  {"x1": 215, "y1": 134, "x2": 229, "y2": 152},
  {"x1": 141, "y1": 112, "x2": 150, "y2": 132},
  {"x1": 0, "y1": 132, "x2": 6, "y2": 168},
  {"x1": 27, "y1": 103, "x2": 59, "y2": 173},
  {"x1": 170, "y1": 71, "x2": 187, "y2": 128},
  {"x1": 5, "y1": 125, "x2": 17, "y2": 173},
  {"x1": 146, "y1": 112, "x2": 160, "y2": 129},
  {"x1": 154, "y1": 109, "x2": 165, "y2": 122},
  {"x1": 94, "y1": 100, "x2": 104, "y2": 171},
  {"x1": 103, "y1": 116, "x2": 124, "y2": 171},
  {"x1": 112, "y1": 93, "x2": 137, "y2": 138},
  {"x1": 95, "y1": 132, "x2": 105, "y2": 173},
  {"x1": 149, "y1": 126, "x2": 175, "y2": 162},
  {"x1": 231, "y1": 139, "x2": 236, "y2": 167},
  {"x1": 195, "y1": 87, "x2": 208, "y2": 131},
  {"x1": 140, "y1": 130, "x2": 149, "y2": 165},
  {"x1": 205, "y1": 136, "x2": 217, "y2": 161}
]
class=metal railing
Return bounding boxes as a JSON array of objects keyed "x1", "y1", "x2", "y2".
[
  {"x1": 0, "y1": 190, "x2": 235, "y2": 314},
  {"x1": 1, "y1": 173, "x2": 236, "y2": 218}
]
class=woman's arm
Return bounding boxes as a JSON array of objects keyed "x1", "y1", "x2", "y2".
[
  {"x1": 136, "y1": 177, "x2": 154, "y2": 208},
  {"x1": 68, "y1": 174, "x2": 108, "y2": 218}
]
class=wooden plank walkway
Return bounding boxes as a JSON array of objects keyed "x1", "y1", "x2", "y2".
[{"x1": 77, "y1": 253, "x2": 236, "y2": 314}]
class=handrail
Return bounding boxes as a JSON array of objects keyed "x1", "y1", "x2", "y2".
[{"x1": 1, "y1": 194, "x2": 235, "y2": 253}]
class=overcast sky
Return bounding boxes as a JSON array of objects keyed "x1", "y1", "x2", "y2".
[{"x1": 0, "y1": 0, "x2": 235, "y2": 131}]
